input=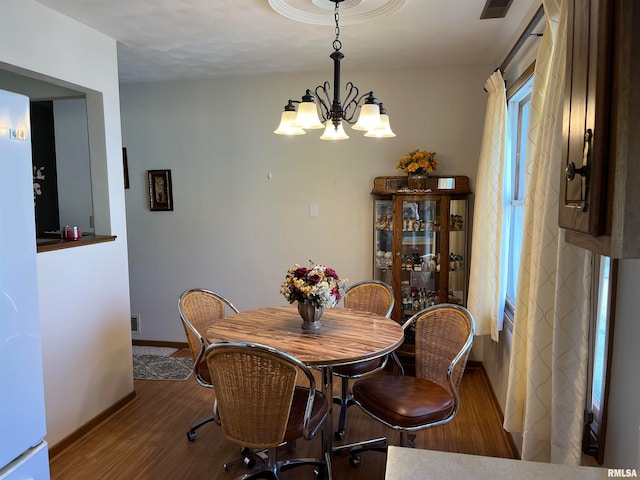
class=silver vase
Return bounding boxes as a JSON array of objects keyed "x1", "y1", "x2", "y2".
[{"x1": 298, "y1": 302, "x2": 323, "y2": 331}]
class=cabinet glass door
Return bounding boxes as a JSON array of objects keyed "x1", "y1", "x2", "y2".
[
  {"x1": 448, "y1": 199, "x2": 467, "y2": 304},
  {"x1": 373, "y1": 199, "x2": 393, "y2": 286},
  {"x1": 399, "y1": 199, "x2": 440, "y2": 321}
]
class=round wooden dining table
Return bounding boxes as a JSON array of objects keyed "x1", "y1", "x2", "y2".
[
  {"x1": 206, "y1": 305, "x2": 404, "y2": 366},
  {"x1": 206, "y1": 304, "x2": 405, "y2": 479}
]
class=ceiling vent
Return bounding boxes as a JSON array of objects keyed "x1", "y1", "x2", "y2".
[{"x1": 480, "y1": 0, "x2": 514, "y2": 19}]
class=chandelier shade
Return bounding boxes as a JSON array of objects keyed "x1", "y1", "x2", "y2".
[
  {"x1": 274, "y1": 0, "x2": 395, "y2": 141},
  {"x1": 352, "y1": 96, "x2": 383, "y2": 131},
  {"x1": 274, "y1": 103, "x2": 307, "y2": 135},
  {"x1": 292, "y1": 92, "x2": 325, "y2": 129},
  {"x1": 320, "y1": 120, "x2": 350, "y2": 140},
  {"x1": 364, "y1": 104, "x2": 396, "y2": 137}
]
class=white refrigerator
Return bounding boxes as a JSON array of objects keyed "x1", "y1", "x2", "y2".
[{"x1": 0, "y1": 89, "x2": 50, "y2": 479}]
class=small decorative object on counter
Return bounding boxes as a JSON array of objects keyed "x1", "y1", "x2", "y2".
[
  {"x1": 62, "y1": 225, "x2": 82, "y2": 241},
  {"x1": 280, "y1": 260, "x2": 347, "y2": 331}
]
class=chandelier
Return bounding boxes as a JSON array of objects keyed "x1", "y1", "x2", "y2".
[{"x1": 274, "y1": 0, "x2": 395, "y2": 140}]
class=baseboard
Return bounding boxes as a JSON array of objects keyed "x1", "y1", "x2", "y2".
[
  {"x1": 466, "y1": 359, "x2": 483, "y2": 370},
  {"x1": 48, "y1": 390, "x2": 136, "y2": 459},
  {"x1": 470, "y1": 361, "x2": 521, "y2": 459},
  {"x1": 132, "y1": 339, "x2": 188, "y2": 349}
]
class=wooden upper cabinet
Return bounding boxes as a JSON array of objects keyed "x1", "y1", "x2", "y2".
[
  {"x1": 560, "y1": 0, "x2": 640, "y2": 258},
  {"x1": 560, "y1": 0, "x2": 613, "y2": 237}
]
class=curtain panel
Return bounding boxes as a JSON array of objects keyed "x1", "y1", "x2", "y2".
[
  {"x1": 503, "y1": 0, "x2": 593, "y2": 465},
  {"x1": 467, "y1": 70, "x2": 510, "y2": 341}
]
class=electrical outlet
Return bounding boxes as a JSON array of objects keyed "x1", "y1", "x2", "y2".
[
  {"x1": 309, "y1": 203, "x2": 319, "y2": 217},
  {"x1": 131, "y1": 314, "x2": 141, "y2": 334}
]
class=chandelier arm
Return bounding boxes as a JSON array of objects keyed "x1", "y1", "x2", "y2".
[
  {"x1": 341, "y1": 81, "x2": 361, "y2": 124},
  {"x1": 283, "y1": 99, "x2": 300, "y2": 111},
  {"x1": 314, "y1": 82, "x2": 333, "y2": 123}
]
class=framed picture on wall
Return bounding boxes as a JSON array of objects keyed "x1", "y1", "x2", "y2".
[{"x1": 148, "y1": 169, "x2": 173, "y2": 211}]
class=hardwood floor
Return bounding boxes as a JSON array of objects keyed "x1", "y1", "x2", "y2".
[{"x1": 49, "y1": 358, "x2": 518, "y2": 479}]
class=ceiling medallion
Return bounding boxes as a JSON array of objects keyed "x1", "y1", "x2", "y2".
[{"x1": 266, "y1": 0, "x2": 405, "y2": 25}]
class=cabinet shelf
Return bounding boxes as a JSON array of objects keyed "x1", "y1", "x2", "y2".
[{"x1": 402, "y1": 240, "x2": 432, "y2": 247}]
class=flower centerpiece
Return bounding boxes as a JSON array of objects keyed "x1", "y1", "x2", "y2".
[
  {"x1": 396, "y1": 149, "x2": 438, "y2": 190},
  {"x1": 280, "y1": 261, "x2": 347, "y2": 330}
]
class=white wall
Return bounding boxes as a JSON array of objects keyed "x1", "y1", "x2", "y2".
[
  {"x1": 0, "y1": 0, "x2": 132, "y2": 447},
  {"x1": 604, "y1": 259, "x2": 640, "y2": 469},
  {"x1": 119, "y1": 65, "x2": 490, "y2": 342}
]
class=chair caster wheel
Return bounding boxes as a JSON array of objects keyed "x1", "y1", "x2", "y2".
[
  {"x1": 186, "y1": 430, "x2": 196, "y2": 441},
  {"x1": 334, "y1": 430, "x2": 345, "y2": 441},
  {"x1": 314, "y1": 467, "x2": 329, "y2": 479},
  {"x1": 243, "y1": 456, "x2": 255, "y2": 469},
  {"x1": 349, "y1": 455, "x2": 361, "y2": 468}
]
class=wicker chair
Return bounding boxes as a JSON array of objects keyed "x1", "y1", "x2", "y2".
[
  {"x1": 205, "y1": 341, "x2": 329, "y2": 480},
  {"x1": 332, "y1": 280, "x2": 398, "y2": 441},
  {"x1": 347, "y1": 303, "x2": 475, "y2": 466},
  {"x1": 178, "y1": 289, "x2": 239, "y2": 441}
]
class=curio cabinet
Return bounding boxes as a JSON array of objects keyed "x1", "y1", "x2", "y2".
[{"x1": 372, "y1": 175, "x2": 471, "y2": 361}]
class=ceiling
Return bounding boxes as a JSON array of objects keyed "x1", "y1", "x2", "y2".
[{"x1": 34, "y1": 0, "x2": 542, "y2": 83}]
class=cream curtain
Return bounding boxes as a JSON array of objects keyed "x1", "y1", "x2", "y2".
[
  {"x1": 467, "y1": 70, "x2": 510, "y2": 341},
  {"x1": 503, "y1": 0, "x2": 593, "y2": 464}
]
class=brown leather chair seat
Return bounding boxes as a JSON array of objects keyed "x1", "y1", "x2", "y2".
[
  {"x1": 285, "y1": 387, "x2": 328, "y2": 441},
  {"x1": 353, "y1": 376, "x2": 454, "y2": 428}
]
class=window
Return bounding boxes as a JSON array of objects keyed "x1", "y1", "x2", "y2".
[
  {"x1": 592, "y1": 256, "x2": 611, "y2": 420},
  {"x1": 504, "y1": 74, "x2": 533, "y2": 318},
  {"x1": 583, "y1": 255, "x2": 615, "y2": 464}
]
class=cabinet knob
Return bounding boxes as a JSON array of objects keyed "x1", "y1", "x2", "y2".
[
  {"x1": 565, "y1": 129, "x2": 592, "y2": 212},
  {"x1": 565, "y1": 161, "x2": 587, "y2": 181}
]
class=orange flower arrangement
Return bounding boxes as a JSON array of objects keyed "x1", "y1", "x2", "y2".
[{"x1": 396, "y1": 149, "x2": 438, "y2": 175}]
